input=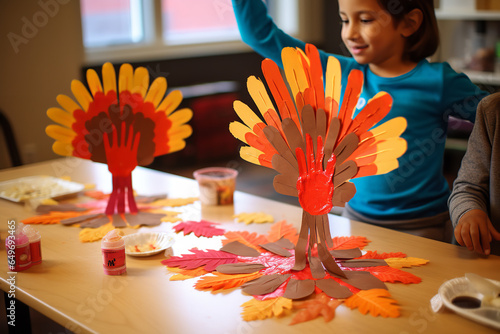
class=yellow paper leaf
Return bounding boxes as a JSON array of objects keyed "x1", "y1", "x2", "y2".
[
  {"x1": 233, "y1": 212, "x2": 274, "y2": 225},
  {"x1": 241, "y1": 297, "x2": 293, "y2": 321},
  {"x1": 79, "y1": 222, "x2": 114, "y2": 243},
  {"x1": 344, "y1": 289, "x2": 400, "y2": 318},
  {"x1": 153, "y1": 197, "x2": 199, "y2": 207},
  {"x1": 167, "y1": 267, "x2": 209, "y2": 281},
  {"x1": 385, "y1": 257, "x2": 429, "y2": 269}
]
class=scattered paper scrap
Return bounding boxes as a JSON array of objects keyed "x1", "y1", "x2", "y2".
[
  {"x1": 233, "y1": 212, "x2": 274, "y2": 225},
  {"x1": 173, "y1": 220, "x2": 225, "y2": 238}
]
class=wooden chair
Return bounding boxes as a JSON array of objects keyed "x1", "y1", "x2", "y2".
[{"x1": 0, "y1": 109, "x2": 22, "y2": 167}]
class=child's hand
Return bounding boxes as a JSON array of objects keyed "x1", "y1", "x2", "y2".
[{"x1": 454, "y1": 209, "x2": 500, "y2": 255}]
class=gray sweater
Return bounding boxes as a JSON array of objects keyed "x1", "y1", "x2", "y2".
[{"x1": 449, "y1": 93, "x2": 500, "y2": 255}]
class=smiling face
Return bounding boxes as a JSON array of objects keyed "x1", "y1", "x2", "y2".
[{"x1": 338, "y1": 0, "x2": 412, "y2": 76}]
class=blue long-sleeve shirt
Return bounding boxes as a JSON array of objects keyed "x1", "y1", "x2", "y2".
[{"x1": 233, "y1": 0, "x2": 489, "y2": 221}]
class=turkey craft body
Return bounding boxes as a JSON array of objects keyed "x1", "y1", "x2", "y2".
[
  {"x1": 230, "y1": 44, "x2": 408, "y2": 277},
  {"x1": 46, "y1": 63, "x2": 192, "y2": 215}
]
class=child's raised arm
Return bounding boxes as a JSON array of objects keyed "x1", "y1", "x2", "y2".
[{"x1": 232, "y1": 0, "x2": 306, "y2": 67}]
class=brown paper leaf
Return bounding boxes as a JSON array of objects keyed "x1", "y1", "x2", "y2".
[
  {"x1": 315, "y1": 278, "x2": 353, "y2": 299},
  {"x1": 334, "y1": 132, "x2": 359, "y2": 165},
  {"x1": 341, "y1": 271, "x2": 387, "y2": 290},
  {"x1": 216, "y1": 263, "x2": 266, "y2": 274},
  {"x1": 333, "y1": 160, "x2": 357, "y2": 187},
  {"x1": 283, "y1": 279, "x2": 316, "y2": 299},
  {"x1": 341, "y1": 259, "x2": 388, "y2": 268},
  {"x1": 36, "y1": 203, "x2": 87, "y2": 214},
  {"x1": 242, "y1": 274, "x2": 292, "y2": 296},
  {"x1": 124, "y1": 212, "x2": 166, "y2": 226},
  {"x1": 220, "y1": 241, "x2": 261, "y2": 257},
  {"x1": 259, "y1": 242, "x2": 292, "y2": 257},
  {"x1": 60, "y1": 213, "x2": 103, "y2": 225},
  {"x1": 332, "y1": 182, "x2": 356, "y2": 207},
  {"x1": 330, "y1": 248, "x2": 362, "y2": 259}
]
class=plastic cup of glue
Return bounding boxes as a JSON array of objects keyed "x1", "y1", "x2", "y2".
[
  {"x1": 101, "y1": 229, "x2": 126, "y2": 275},
  {"x1": 193, "y1": 167, "x2": 238, "y2": 205},
  {"x1": 23, "y1": 224, "x2": 42, "y2": 265}
]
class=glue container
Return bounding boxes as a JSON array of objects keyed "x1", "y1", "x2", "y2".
[
  {"x1": 23, "y1": 224, "x2": 42, "y2": 265},
  {"x1": 5, "y1": 225, "x2": 32, "y2": 271},
  {"x1": 101, "y1": 229, "x2": 126, "y2": 275}
]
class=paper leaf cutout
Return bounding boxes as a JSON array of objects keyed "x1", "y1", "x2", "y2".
[
  {"x1": 385, "y1": 257, "x2": 429, "y2": 268},
  {"x1": 22, "y1": 211, "x2": 87, "y2": 225},
  {"x1": 216, "y1": 263, "x2": 266, "y2": 274},
  {"x1": 362, "y1": 266, "x2": 423, "y2": 284},
  {"x1": 241, "y1": 297, "x2": 293, "y2": 321},
  {"x1": 233, "y1": 212, "x2": 274, "y2": 224},
  {"x1": 340, "y1": 271, "x2": 387, "y2": 290},
  {"x1": 344, "y1": 289, "x2": 400, "y2": 318},
  {"x1": 266, "y1": 220, "x2": 299, "y2": 244},
  {"x1": 220, "y1": 241, "x2": 262, "y2": 257},
  {"x1": 330, "y1": 236, "x2": 370, "y2": 250},
  {"x1": 242, "y1": 274, "x2": 292, "y2": 296},
  {"x1": 173, "y1": 220, "x2": 225, "y2": 237},
  {"x1": 152, "y1": 197, "x2": 199, "y2": 207},
  {"x1": 283, "y1": 279, "x2": 316, "y2": 299},
  {"x1": 290, "y1": 293, "x2": 342, "y2": 325},
  {"x1": 195, "y1": 272, "x2": 262, "y2": 291},
  {"x1": 79, "y1": 222, "x2": 114, "y2": 243},
  {"x1": 330, "y1": 248, "x2": 362, "y2": 259},
  {"x1": 356, "y1": 251, "x2": 406, "y2": 259},
  {"x1": 259, "y1": 242, "x2": 292, "y2": 257},
  {"x1": 167, "y1": 267, "x2": 209, "y2": 281},
  {"x1": 315, "y1": 278, "x2": 354, "y2": 299},
  {"x1": 340, "y1": 259, "x2": 388, "y2": 268},
  {"x1": 161, "y1": 248, "x2": 238, "y2": 271},
  {"x1": 222, "y1": 231, "x2": 269, "y2": 252}
]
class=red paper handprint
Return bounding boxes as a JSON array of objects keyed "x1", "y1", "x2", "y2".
[
  {"x1": 296, "y1": 134, "x2": 336, "y2": 215},
  {"x1": 103, "y1": 122, "x2": 141, "y2": 215}
]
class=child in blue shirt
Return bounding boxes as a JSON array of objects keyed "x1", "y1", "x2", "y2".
[{"x1": 232, "y1": 0, "x2": 488, "y2": 241}]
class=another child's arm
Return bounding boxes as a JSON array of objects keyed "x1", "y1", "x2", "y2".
[
  {"x1": 449, "y1": 95, "x2": 500, "y2": 255},
  {"x1": 454, "y1": 209, "x2": 499, "y2": 255}
]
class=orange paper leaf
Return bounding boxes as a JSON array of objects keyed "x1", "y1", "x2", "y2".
[
  {"x1": 223, "y1": 231, "x2": 269, "y2": 252},
  {"x1": 290, "y1": 293, "x2": 342, "y2": 325},
  {"x1": 195, "y1": 272, "x2": 262, "y2": 291},
  {"x1": 241, "y1": 297, "x2": 293, "y2": 321},
  {"x1": 356, "y1": 251, "x2": 406, "y2": 259},
  {"x1": 363, "y1": 266, "x2": 422, "y2": 284},
  {"x1": 167, "y1": 267, "x2": 209, "y2": 281},
  {"x1": 330, "y1": 236, "x2": 370, "y2": 250},
  {"x1": 385, "y1": 257, "x2": 429, "y2": 269},
  {"x1": 344, "y1": 289, "x2": 400, "y2": 318},
  {"x1": 267, "y1": 220, "x2": 299, "y2": 244}
]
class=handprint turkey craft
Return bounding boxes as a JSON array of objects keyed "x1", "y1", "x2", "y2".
[
  {"x1": 45, "y1": 62, "x2": 193, "y2": 223},
  {"x1": 229, "y1": 44, "x2": 408, "y2": 277}
]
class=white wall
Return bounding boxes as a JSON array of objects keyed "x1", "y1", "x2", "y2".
[{"x1": 0, "y1": 0, "x2": 84, "y2": 167}]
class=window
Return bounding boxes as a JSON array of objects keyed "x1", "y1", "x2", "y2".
[
  {"x1": 81, "y1": 0, "x2": 144, "y2": 47},
  {"x1": 80, "y1": 0, "x2": 301, "y2": 64},
  {"x1": 161, "y1": 0, "x2": 239, "y2": 44}
]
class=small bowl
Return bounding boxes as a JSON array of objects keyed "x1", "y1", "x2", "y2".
[
  {"x1": 439, "y1": 276, "x2": 500, "y2": 330},
  {"x1": 123, "y1": 232, "x2": 174, "y2": 257}
]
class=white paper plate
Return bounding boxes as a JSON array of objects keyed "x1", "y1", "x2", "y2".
[
  {"x1": 438, "y1": 276, "x2": 500, "y2": 330},
  {"x1": 123, "y1": 232, "x2": 174, "y2": 257},
  {"x1": 0, "y1": 176, "x2": 85, "y2": 202}
]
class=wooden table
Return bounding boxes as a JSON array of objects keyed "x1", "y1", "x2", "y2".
[{"x1": 0, "y1": 158, "x2": 499, "y2": 334}]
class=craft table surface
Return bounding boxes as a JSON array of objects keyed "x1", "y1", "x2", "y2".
[{"x1": 0, "y1": 158, "x2": 498, "y2": 334}]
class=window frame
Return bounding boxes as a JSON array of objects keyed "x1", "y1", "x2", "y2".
[{"x1": 82, "y1": 0, "x2": 320, "y2": 65}]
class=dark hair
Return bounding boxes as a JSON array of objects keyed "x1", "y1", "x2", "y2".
[{"x1": 377, "y1": 0, "x2": 439, "y2": 62}]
